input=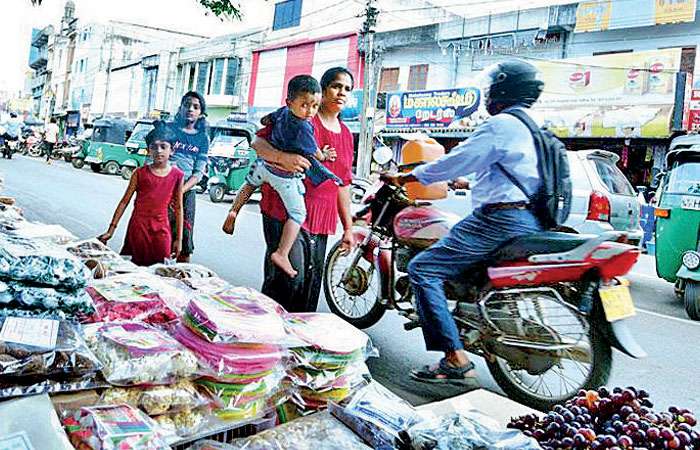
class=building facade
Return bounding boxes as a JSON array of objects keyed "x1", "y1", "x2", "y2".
[{"x1": 28, "y1": 26, "x2": 54, "y2": 118}]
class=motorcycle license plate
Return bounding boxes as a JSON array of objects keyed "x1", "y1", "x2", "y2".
[{"x1": 599, "y1": 285, "x2": 636, "y2": 322}]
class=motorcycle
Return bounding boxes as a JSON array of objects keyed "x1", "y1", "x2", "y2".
[
  {"x1": 2, "y1": 138, "x2": 18, "y2": 159},
  {"x1": 351, "y1": 176, "x2": 373, "y2": 204},
  {"x1": 21, "y1": 133, "x2": 43, "y2": 157},
  {"x1": 323, "y1": 157, "x2": 645, "y2": 411}
]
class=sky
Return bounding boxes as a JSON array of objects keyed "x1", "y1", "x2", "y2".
[{"x1": 1, "y1": 0, "x2": 263, "y2": 93}]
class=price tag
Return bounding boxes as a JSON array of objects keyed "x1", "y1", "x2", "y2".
[
  {"x1": 599, "y1": 285, "x2": 636, "y2": 322},
  {"x1": 0, "y1": 317, "x2": 59, "y2": 349}
]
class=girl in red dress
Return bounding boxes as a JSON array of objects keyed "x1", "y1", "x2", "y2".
[{"x1": 99, "y1": 122, "x2": 184, "y2": 266}]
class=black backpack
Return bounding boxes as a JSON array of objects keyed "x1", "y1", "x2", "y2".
[{"x1": 496, "y1": 109, "x2": 572, "y2": 230}]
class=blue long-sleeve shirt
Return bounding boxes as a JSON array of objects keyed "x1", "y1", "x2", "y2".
[
  {"x1": 412, "y1": 106, "x2": 540, "y2": 210},
  {"x1": 170, "y1": 126, "x2": 209, "y2": 181}
]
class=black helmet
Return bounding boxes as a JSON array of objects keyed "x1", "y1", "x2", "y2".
[{"x1": 480, "y1": 60, "x2": 544, "y2": 107}]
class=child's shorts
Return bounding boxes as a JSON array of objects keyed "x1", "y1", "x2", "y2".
[{"x1": 246, "y1": 159, "x2": 306, "y2": 225}]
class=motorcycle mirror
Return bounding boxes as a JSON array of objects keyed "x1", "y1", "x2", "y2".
[{"x1": 372, "y1": 145, "x2": 393, "y2": 165}]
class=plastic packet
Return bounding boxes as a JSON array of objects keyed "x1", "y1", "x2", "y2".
[
  {"x1": 226, "y1": 411, "x2": 373, "y2": 450},
  {"x1": 0, "y1": 306, "x2": 72, "y2": 320},
  {"x1": 196, "y1": 372, "x2": 286, "y2": 422},
  {"x1": 0, "y1": 374, "x2": 107, "y2": 401},
  {"x1": 3, "y1": 221, "x2": 76, "y2": 244},
  {"x1": 100, "y1": 380, "x2": 210, "y2": 416},
  {"x1": 149, "y1": 263, "x2": 217, "y2": 281},
  {"x1": 0, "y1": 234, "x2": 89, "y2": 288},
  {"x1": 63, "y1": 238, "x2": 139, "y2": 276},
  {"x1": 0, "y1": 394, "x2": 73, "y2": 450},
  {"x1": 152, "y1": 407, "x2": 209, "y2": 437},
  {"x1": 0, "y1": 316, "x2": 101, "y2": 378},
  {"x1": 183, "y1": 291, "x2": 296, "y2": 346},
  {"x1": 85, "y1": 321, "x2": 199, "y2": 386},
  {"x1": 329, "y1": 382, "x2": 421, "y2": 449},
  {"x1": 173, "y1": 323, "x2": 286, "y2": 381},
  {"x1": 288, "y1": 361, "x2": 370, "y2": 391},
  {"x1": 86, "y1": 272, "x2": 191, "y2": 325},
  {"x1": 181, "y1": 276, "x2": 232, "y2": 293},
  {"x1": 65, "y1": 404, "x2": 171, "y2": 450},
  {"x1": 0, "y1": 281, "x2": 95, "y2": 317},
  {"x1": 398, "y1": 411, "x2": 542, "y2": 450},
  {"x1": 287, "y1": 313, "x2": 377, "y2": 370}
]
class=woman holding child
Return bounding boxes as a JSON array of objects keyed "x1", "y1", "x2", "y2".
[{"x1": 223, "y1": 67, "x2": 356, "y2": 313}]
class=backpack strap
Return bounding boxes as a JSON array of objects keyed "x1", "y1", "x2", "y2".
[
  {"x1": 495, "y1": 162, "x2": 531, "y2": 199},
  {"x1": 494, "y1": 108, "x2": 544, "y2": 200}
]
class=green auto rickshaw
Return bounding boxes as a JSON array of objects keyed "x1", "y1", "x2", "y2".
[
  {"x1": 654, "y1": 144, "x2": 700, "y2": 319},
  {"x1": 120, "y1": 120, "x2": 155, "y2": 180},
  {"x1": 207, "y1": 131, "x2": 256, "y2": 203},
  {"x1": 73, "y1": 117, "x2": 134, "y2": 175}
]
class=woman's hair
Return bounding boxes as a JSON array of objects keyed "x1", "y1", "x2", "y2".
[
  {"x1": 145, "y1": 120, "x2": 177, "y2": 147},
  {"x1": 320, "y1": 67, "x2": 354, "y2": 91},
  {"x1": 174, "y1": 91, "x2": 208, "y2": 132}
]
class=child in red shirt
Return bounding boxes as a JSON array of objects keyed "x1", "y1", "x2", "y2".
[{"x1": 99, "y1": 122, "x2": 184, "y2": 266}]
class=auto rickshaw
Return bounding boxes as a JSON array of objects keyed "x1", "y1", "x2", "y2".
[
  {"x1": 203, "y1": 119, "x2": 257, "y2": 202},
  {"x1": 72, "y1": 117, "x2": 133, "y2": 174},
  {"x1": 654, "y1": 143, "x2": 700, "y2": 319},
  {"x1": 120, "y1": 120, "x2": 155, "y2": 180}
]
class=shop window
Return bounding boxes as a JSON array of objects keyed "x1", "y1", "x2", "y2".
[
  {"x1": 407, "y1": 64, "x2": 428, "y2": 91},
  {"x1": 273, "y1": 0, "x2": 302, "y2": 31},
  {"x1": 379, "y1": 67, "x2": 400, "y2": 92},
  {"x1": 196, "y1": 62, "x2": 209, "y2": 94},
  {"x1": 224, "y1": 58, "x2": 239, "y2": 96}
]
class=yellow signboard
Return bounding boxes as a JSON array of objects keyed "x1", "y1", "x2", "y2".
[
  {"x1": 532, "y1": 49, "x2": 683, "y2": 138},
  {"x1": 575, "y1": 0, "x2": 697, "y2": 32},
  {"x1": 575, "y1": 1, "x2": 612, "y2": 32},
  {"x1": 655, "y1": 0, "x2": 697, "y2": 24}
]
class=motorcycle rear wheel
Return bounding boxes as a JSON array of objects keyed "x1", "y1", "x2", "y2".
[
  {"x1": 323, "y1": 239, "x2": 385, "y2": 329},
  {"x1": 486, "y1": 322, "x2": 611, "y2": 412}
]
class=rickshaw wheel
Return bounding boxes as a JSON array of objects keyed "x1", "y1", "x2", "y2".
[
  {"x1": 90, "y1": 163, "x2": 102, "y2": 173},
  {"x1": 121, "y1": 166, "x2": 134, "y2": 180},
  {"x1": 209, "y1": 185, "x2": 225, "y2": 203},
  {"x1": 71, "y1": 158, "x2": 85, "y2": 169},
  {"x1": 63, "y1": 154, "x2": 72, "y2": 163},
  {"x1": 104, "y1": 161, "x2": 120, "y2": 176},
  {"x1": 684, "y1": 281, "x2": 700, "y2": 321}
]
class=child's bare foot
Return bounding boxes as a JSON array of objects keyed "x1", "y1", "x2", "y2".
[
  {"x1": 270, "y1": 251, "x2": 297, "y2": 277},
  {"x1": 222, "y1": 210, "x2": 237, "y2": 235}
]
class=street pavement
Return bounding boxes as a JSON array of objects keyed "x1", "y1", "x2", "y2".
[{"x1": 2, "y1": 155, "x2": 698, "y2": 413}]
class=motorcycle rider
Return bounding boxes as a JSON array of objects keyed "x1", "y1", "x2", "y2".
[
  {"x1": 382, "y1": 60, "x2": 545, "y2": 386},
  {"x1": 1, "y1": 113, "x2": 23, "y2": 158}
]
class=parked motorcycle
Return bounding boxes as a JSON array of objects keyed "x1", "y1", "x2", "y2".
[
  {"x1": 351, "y1": 177, "x2": 373, "y2": 204},
  {"x1": 2, "y1": 138, "x2": 18, "y2": 159},
  {"x1": 323, "y1": 157, "x2": 645, "y2": 411}
]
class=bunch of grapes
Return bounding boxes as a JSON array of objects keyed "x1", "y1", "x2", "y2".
[{"x1": 507, "y1": 387, "x2": 700, "y2": 449}]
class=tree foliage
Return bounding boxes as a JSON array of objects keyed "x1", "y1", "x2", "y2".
[{"x1": 29, "y1": 0, "x2": 242, "y2": 20}]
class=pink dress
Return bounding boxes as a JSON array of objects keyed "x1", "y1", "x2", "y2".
[{"x1": 121, "y1": 166, "x2": 184, "y2": 266}]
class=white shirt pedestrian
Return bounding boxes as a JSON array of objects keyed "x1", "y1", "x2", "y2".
[{"x1": 44, "y1": 122, "x2": 60, "y2": 144}]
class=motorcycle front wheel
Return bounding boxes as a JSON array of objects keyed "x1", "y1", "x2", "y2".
[{"x1": 323, "y1": 239, "x2": 385, "y2": 329}]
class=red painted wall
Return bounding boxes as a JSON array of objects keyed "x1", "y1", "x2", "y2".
[{"x1": 282, "y1": 42, "x2": 315, "y2": 103}]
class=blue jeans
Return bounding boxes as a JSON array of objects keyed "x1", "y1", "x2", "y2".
[
  {"x1": 407, "y1": 207, "x2": 542, "y2": 352},
  {"x1": 246, "y1": 159, "x2": 306, "y2": 225}
]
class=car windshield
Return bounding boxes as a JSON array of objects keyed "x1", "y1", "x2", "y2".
[
  {"x1": 665, "y1": 162, "x2": 700, "y2": 195},
  {"x1": 591, "y1": 158, "x2": 635, "y2": 196},
  {"x1": 128, "y1": 123, "x2": 154, "y2": 143}
]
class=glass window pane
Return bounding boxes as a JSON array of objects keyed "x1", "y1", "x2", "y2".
[
  {"x1": 211, "y1": 58, "x2": 225, "y2": 95},
  {"x1": 593, "y1": 159, "x2": 635, "y2": 195},
  {"x1": 196, "y1": 62, "x2": 209, "y2": 94},
  {"x1": 224, "y1": 58, "x2": 239, "y2": 95}
]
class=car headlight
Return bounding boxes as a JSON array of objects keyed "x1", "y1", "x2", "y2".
[{"x1": 682, "y1": 251, "x2": 700, "y2": 270}]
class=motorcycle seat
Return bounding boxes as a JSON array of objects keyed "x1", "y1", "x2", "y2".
[{"x1": 491, "y1": 232, "x2": 594, "y2": 262}]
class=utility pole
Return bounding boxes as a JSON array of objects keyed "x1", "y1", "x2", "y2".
[
  {"x1": 356, "y1": 0, "x2": 379, "y2": 179},
  {"x1": 101, "y1": 27, "x2": 114, "y2": 117}
]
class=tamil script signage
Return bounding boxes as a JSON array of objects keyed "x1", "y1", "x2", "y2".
[{"x1": 385, "y1": 87, "x2": 481, "y2": 129}]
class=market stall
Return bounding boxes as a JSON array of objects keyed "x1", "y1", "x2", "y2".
[{"x1": 0, "y1": 171, "x2": 699, "y2": 450}]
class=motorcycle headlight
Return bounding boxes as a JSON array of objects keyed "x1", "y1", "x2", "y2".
[{"x1": 682, "y1": 251, "x2": 700, "y2": 270}]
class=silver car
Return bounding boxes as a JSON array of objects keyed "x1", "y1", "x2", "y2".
[
  {"x1": 566, "y1": 150, "x2": 643, "y2": 246},
  {"x1": 434, "y1": 149, "x2": 643, "y2": 245}
]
